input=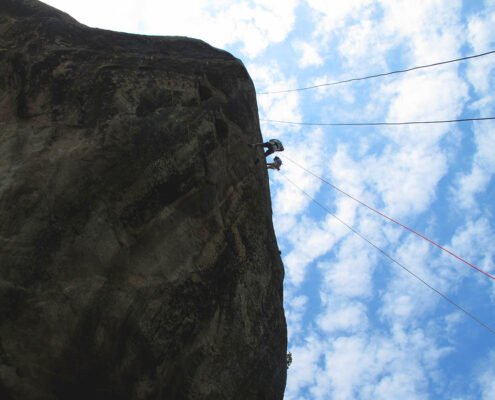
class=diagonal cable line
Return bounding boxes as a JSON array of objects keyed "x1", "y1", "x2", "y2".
[
  {"x1": 281, "y1": 172, "x2": 495, "y2": 337},
  {"x1": 283, "y1": 153, "x2": 495, "y2": 282},
  {"x1": 257, "y1": 50, "x2": 495, "y2": 95},
  {"x1": 261, "y1": 116, "x2": 495, "y2": 127}
]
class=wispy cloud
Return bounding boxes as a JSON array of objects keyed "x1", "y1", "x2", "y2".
[
  {"x1": 43, "y1": 0, "x2": 300, "y2": 58},
  {"x1": 293, "y1": 40, "x2": 324, "y2": 68},
  {"x1": 276, "y1": 1, "x2": 494, "y2": 399},
  {"x1": 286, "y1": 334, "x2": 323, "y2": 398},
  {"x1": 143, "y1": 0, "x2": 300, "y2": 58},
  {"x1": 478, "y1": 351, "x2": 495, "y2": 400},
  {"x1": 317, "y1": 299, "x2": 368, "y2": 333},
  {"x1": 449, "y1": 218, "x2": 495, "y2": 276},
  {"x1": 304, "y1": 329, "x2": 451, "y2": 400}
]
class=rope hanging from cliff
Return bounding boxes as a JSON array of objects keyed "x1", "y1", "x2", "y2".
[
  {"x1": 257, "y1": 49, "x2": 495, "y2": 94},
  {"x1": 283, "y1": 153, "x2": 495, "y2": 282},
  {"x1": 281, "y1": 172, "x2": 495, "y2": 337},
  {"x1": 261, "y1": 116, "x2": 495, "y2": 127}
]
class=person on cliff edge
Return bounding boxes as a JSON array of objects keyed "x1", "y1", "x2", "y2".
[
  {"x1": 249, "y1": 138, "x2": 284, "y2": 157},
  {"x1": 266, "y1": 156, "x2": 282, "y2": 171}
]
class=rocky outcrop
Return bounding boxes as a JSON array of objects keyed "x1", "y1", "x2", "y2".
[{"x1": 0, "y1": 1, "x2": 287, "y2": 398}]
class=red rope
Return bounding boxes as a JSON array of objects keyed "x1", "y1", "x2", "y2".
[
  {"x1": 283, "y1": 154, "x2": 495, "y2": 282},
  {"x1": 282, "y1": 173, "x2": 495, "y2": 336}
]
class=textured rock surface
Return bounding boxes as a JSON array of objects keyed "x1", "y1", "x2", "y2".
[{"x1": 0, "y1": 1, "x2": 287, "y2": 398}]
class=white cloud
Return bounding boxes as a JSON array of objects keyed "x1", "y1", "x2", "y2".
[
  {"x1": 306, "y1": 0, "x2": 376, "y2": 38},
  {"x1": 468, "y1": 9, "x2": 495, "y2": 53},
  {"x1": 329, "y1": 141, "x2": 447, "y2": 218},
  {"x1": 449, "y1": 218, "x2": 495, "y2": 276},
  {"x1": 308, "y1": 76, "x2": 358, "y2": 103},
  {"x1": 285, "y1": 335, "x2": 323, "y2": 399},
  {"x1": 451, "y1": 77, "x2": 495, "y2": 212},
  {"x1": 272, "y1": 128, "x2": 325, "y2": 216},
  {"x1": 452, "y1": 120, "x2": 495, "y2": 213},
  {"x1": 282, "y1": 212, "x2": 348, "y2": 285},
  {"x1": 293, "y1": 40, "x2": 324, "y2": 68},
  {"x1": 150, "y1": 0, "x2": 300, "y2": 58},
  {"x1": 444, "y1": 312, "x2": 463, "y2": 339},
  {"x1": 383, "y1": 70, "x2": 468, "y2": 129},
  {"x1": 41, "y1": 0, "x2": 145, "y2": 32},
  {"x1": 327, "y1": 145, "x2": 384, "y2": 222},
  {"x1": 337, "y1": 17, "x2": 391, "y2": 70},
  {"x1": 306, "y1": 329, "x2": 451, "y2": 400},
  {"x1": 478, "y1": 351, "x2": 495, "y2": 400},
  {"x1": 467, "y1": 59, "x2": 495, "y2": 96},
  {"x1": 42, "y1": 0, "x2": 300, "y2": 58},
  {"x1": 317, "y1": 300, "x2": 368, "y2": 333},
  {"x1": 251, "y1": 65, "x2": 302, "y2": 132},
  {"x1": 312, "y1": 335, "x2": 373, "y2": 400},
  {"x1": 270, "y1": 129, "x2": 334, "y2": 285},
  {"x1": 306, "y1": 0, "x2": 464, "y2": 76},
  {"x1": 379, "y1": 238, "x2": 439, "y2": 324},
  {"x1": 280, "y1": 2, "x2": 491, "y2": 399},
  {"x1": 323, "y1": 66, "x2": 469, "y2": 221},
  {"x1": 285, "y1": 295, "x2": 309, "y2": 342},
  {"x1": 319, "y1": 237, "x2": 376, "y2": 298},
  {"x1": 376, "y1": 221, "x2": 489, "y2": 330},
  {"x1": 380, "y1": 0, "x2": 464, "y2": 61},
  {"x1": 453, "y1": 165, "x2": 491, "y2": 210},
  {"x1": 369, "y1": 146, "x2": 445, "y2": 216},
  {"x1": 377, "y1": 215, "x2": 495, "y2": 334}
]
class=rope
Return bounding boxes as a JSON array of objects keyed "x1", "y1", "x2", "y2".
[
  {"x1": 281, "y1": 173, "x2": 495, "y2": 337},
  {"x1": 257, "y1": 50, "x2": 495, "y2": 95},
  {"x1": 283, "y1": 154, "x2": 495, "y2": 282},
  {"x1": 261, "y1": 116, "x2": 495, "y2": 127}
]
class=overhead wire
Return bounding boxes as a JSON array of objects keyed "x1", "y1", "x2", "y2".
[
  {"x1": 257, "y1": 50, "x2": 495, "y2": 95},
  {"x1": 280, "y1": 172, "x2": 495, "y2": 337},
  {"x1": 261, "y1": 116, "x2": 495, "y2": 127},
  {"x1": 282, "y1": 153, "x2": 495, "y2": 282},
  {"x1": 257, "y1": 46, "x2": 495, "y2": 336},
  {"x1": 258, "y1": 47, "x2": 495, "y2": 333}
]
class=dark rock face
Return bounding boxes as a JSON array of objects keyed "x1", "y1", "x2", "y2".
[{"x1": 0, "y1": 1, "x2": 287, "y2": 398}]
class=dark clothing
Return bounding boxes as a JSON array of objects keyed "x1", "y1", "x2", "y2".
[
  {"x1": 263, "y1": 142, "x2": 275, "y2": 157},
  {"x1": 267, "y1": 156, "x2": 282, "y2": 170},
  {"x1": 250, "y1": 139, "x2": 284, "y2": 158}
]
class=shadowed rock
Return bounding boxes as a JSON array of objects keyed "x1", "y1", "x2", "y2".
[{"x1": 0, "y1": 0, "x2": 287, "y2": 398}]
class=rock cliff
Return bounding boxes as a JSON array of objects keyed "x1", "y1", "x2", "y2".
[{"x1": 0, "y1": 0, "x2": 287, "y2": 398}]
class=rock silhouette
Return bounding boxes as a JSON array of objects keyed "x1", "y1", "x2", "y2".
[{"x1": 0, "y1": 1, "x2": 287, "y2": 399}]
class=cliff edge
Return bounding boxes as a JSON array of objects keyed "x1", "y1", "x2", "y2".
[{"x1": 0, "y1": 0, "x2": 287, "y2": 398}]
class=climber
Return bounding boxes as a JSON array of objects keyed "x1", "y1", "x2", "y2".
[
  {"x1": 267, "y1": 156, "x2": 282, "y2": 171},
  {"x1": 249, "y1": 139, "x2": 284, "y2": 157}
]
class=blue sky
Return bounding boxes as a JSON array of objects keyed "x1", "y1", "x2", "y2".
[{"x1": 42, "y1": 1, "x2": 495, "y2": 398}]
